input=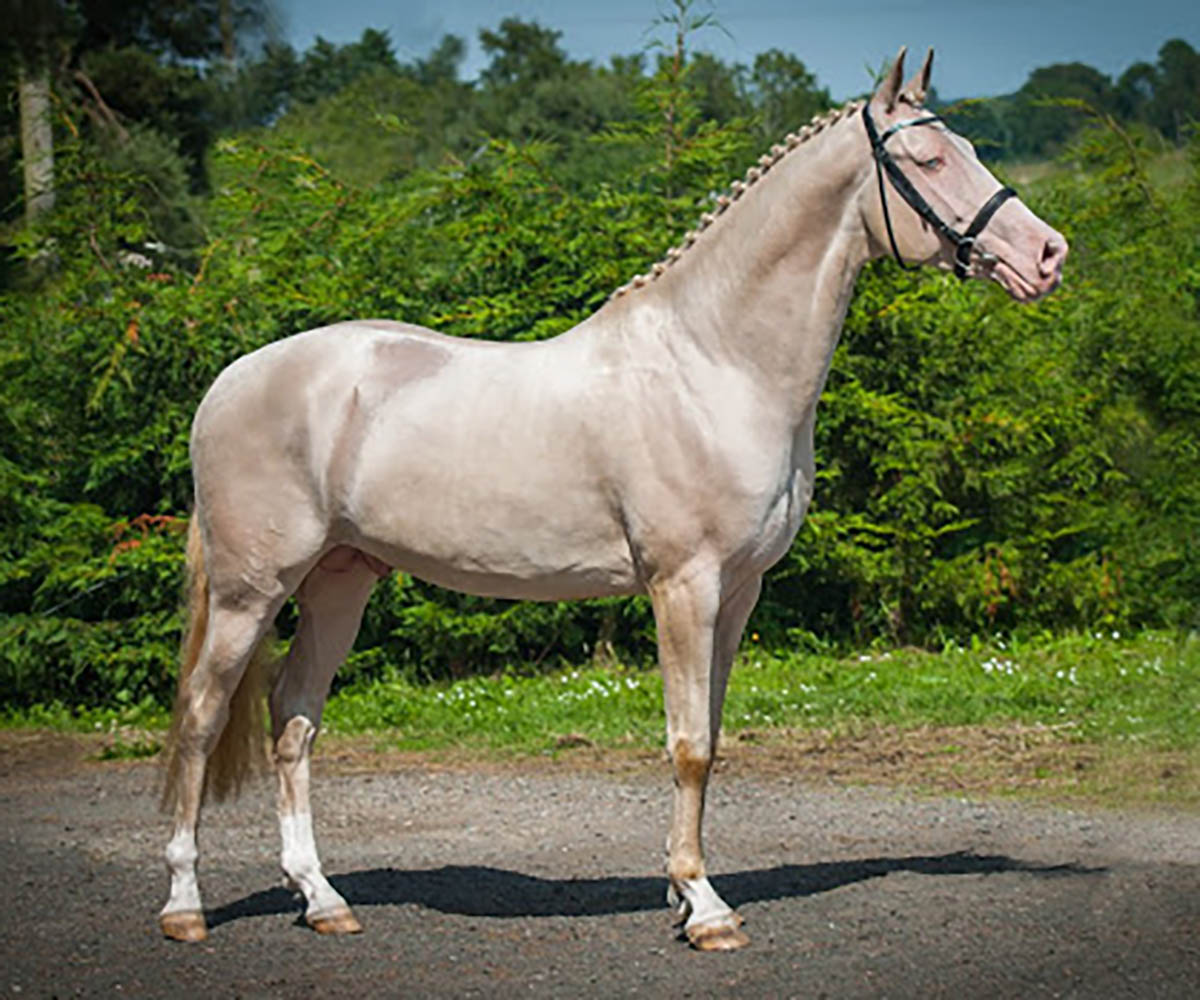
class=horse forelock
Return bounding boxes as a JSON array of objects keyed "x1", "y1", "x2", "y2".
[{"x1": 608, "y1": 98, "x2": 867, "y2": 301}]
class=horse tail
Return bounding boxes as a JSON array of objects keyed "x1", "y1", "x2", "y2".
[{"x1": 161, "y1": 514, "x2": 273, "y2": 812}]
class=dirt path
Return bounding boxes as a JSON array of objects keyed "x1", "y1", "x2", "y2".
[{"x1": 1, "y1": 734, "x2": 1198, "y2": 998}]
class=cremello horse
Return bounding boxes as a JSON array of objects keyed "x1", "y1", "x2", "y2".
[{"x1": 160, "y1": 49, "x2": 1066, "y2": 951}]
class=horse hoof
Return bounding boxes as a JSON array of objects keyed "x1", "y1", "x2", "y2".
[
  {"x1": 308, "y1": 908, "x2": 363, "y2": 935},
  {"x1": 160, "y1": 910, "x2": 208, "y2": 943},
  {"x1": 687, "y1": 916, "x2": 750, "y2": 952}
]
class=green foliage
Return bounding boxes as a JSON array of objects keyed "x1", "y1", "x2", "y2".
[
  {"x1": 93, "y1": 734, "x2": 161, "y2": 760},
  {"x1": 1, "y1": 14, "x2": 1198, "y2": 714},
  {"x1": 756, "y1": 116, "x2": 1200, "y2": 644}
]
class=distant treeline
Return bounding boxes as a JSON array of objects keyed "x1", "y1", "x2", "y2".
[
  {"x1": 3, "y1": 3, "x2": 1197, "y2": 239},
  {"x1": 940, "y1": 38, "x2": 1200, "y2": 160}
]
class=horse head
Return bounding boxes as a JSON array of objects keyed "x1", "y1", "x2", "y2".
[{"x1": 861, "y1": 47, "x2": 1068, "y2": 302}]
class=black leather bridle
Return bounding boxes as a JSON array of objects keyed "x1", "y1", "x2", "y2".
[{"x1": 862, "y1": 102, "x2": 1016, "y2": 280}]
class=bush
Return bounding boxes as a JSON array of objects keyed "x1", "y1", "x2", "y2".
[{"x1": 1, "y1": 102, "x2": 1197, "y2": 709}]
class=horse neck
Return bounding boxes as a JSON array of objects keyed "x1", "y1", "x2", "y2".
[{"x1": 614, "y1": 114, "x2": 873, "y2": 423}]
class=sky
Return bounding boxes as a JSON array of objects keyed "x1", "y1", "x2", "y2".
[{"x1": 277, "y1": 1, "x2": 1198, "y2": 100}]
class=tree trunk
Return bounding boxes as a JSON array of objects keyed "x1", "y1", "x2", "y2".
[
  {"x1": 220, "y1": 0, "x2": 236, "y2": 68},
  {"x1": 18, "y1": 60, "x2": 55, "y2": 221}
]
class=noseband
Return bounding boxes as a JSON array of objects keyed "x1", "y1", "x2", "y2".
[{"x1": 862, "y1": 102, "x2": 1016, "y2": 279}]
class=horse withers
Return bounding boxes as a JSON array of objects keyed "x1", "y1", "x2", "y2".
[{"x1": 159, "y1": 48, "x2": 1066, "y2": 951}]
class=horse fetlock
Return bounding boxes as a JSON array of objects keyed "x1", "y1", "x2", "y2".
[
  {"x1": 279, "y1": 821, "x2": 323, "y2": 889},
  {"x1": 280, "y1": 852, "x2": 322, "y2": 890},
  {"x1": 164, "y1": 830, "x2": 198, "y2": 871},
  {"x1": 666, "y1": 881, "x2": 690, "y2": 924},
  {"x1": 672, "y1": 876, "x2": 733, "y2": 925},
  {"x1": 289, "y1": 869, "x2": 354, "y2": 932},
  {"x1": 671, "y1": 876, "x2": 747, "y2": 950}
]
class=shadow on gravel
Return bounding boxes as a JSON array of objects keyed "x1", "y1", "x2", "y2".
[{"x1": 206, "y1": 851, "x2": 1102, "y2": 927}]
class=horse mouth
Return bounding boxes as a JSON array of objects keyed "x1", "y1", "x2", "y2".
[{"x1": 987, "y1": 258, "x2": 1059, "y2": 303}]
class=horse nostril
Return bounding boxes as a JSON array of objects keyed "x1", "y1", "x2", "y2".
[{"x1": 1040, "y1": 236, "x2": 1067, "y2": 277}]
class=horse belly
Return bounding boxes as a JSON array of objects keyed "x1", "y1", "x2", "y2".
[
  {"x1": 342, "y1": 410, "x2": 639, "y2": 600},
  {"x1": 351, "y1": 489, "x2": 640, "y2": 600},
  {"x1": 377, "y1": 547, "x2": 639, "y2": 601}
]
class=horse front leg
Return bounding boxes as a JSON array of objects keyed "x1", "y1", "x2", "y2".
[
  {"x1": 270, "y1": 550, "x2": 378, "y2": 934},
  {"x1": 709, "y1": 575, "x2": 762, "y2": 747},
  {"x1": 652, "y1": 567, "x2": 750, "y2": 951}
]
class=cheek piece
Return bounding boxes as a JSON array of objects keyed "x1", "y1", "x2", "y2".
[{"x1": 862, "y1": 102, "x2": 1017, "y2": 280}]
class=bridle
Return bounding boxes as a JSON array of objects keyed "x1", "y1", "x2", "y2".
[{"x1": 862, "y1": 102, "x2": 1016, "y2": 280}]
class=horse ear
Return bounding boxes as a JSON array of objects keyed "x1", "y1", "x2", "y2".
[
  {"x1": 904, "y1": 47, "x2": 934, "y2": 104},
  {"x1": 874, "y1": 46, "x2": 907, "y2": 113}
]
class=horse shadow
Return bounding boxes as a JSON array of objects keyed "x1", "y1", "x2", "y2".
[{"x1": 206, "y1": 851, "x2": 1102, "y2": 929}]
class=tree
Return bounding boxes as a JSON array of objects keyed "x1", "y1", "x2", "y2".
[
  {"x1": 746, "y1": 49, "x2": 832, "y2": 142},
  {"x1": 478, "y1": 18, "x2": 568, "y2": 88},
  {"x1": 1115, "y1": 61, "x2": 1158, "y2": 123},
  {"x1": 17, "y1": 61, "x2": 55, "y2": 223},
  {"x1": 72, "y1": 0, "x2": 268, "y2": 60},
  {"x1": 1014, "y1": 62, "x2": 1115, "y2": 155},
  {"x1": 411, "y1": 34, "x2": 465, "y2": 87},
  {"x1": 685, "y1": 51, "x2": 742, "y2": 124},
  {"x1": 213, "y1": 39, "x2": 298, "y2": 130},
  {"x1": 291, "y1": 29, "x2": 398, "y2": 105},
  {"x1": 474, "y1": 18, "x2": 640, "y2": 150},
  {"x1": 3, "y1": 1, "x2": 78, "y2": 222},
  {"x1": 1150, "y1": 38, "x2": 1200, "y2": 140},
  {"x1": 2, "y1": 0, "x2": 275, "y2": 231}
]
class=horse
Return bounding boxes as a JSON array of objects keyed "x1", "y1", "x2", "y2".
[{"x1": 159, "y1": 48, "x2": 1067, "y2": 951}]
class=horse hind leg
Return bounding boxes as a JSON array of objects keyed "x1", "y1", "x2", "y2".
[
  {"x1": 160, "y1": 595, "x2": 280, "y2": 942},
  {"x1": 271, "y1": 548, "x2": 380, "y2": 935}
]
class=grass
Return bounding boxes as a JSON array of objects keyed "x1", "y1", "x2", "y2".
[
  {"x1": 1, "y1": 694, "x2": 169, "y2": 737},
  {"x1": 4, "y1": 631, "x2": 1197, "y2": 801},
  {"x1": 315, "y1": 630, "x2": 1199, "y2": 754},
  {"x1": 321, "y1": 630, "x2": 1200, "y2": 807}
]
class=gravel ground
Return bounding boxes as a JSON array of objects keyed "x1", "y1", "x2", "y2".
[{"x1": 1, "y1": 736, "x2": 1198, "y2": 998}]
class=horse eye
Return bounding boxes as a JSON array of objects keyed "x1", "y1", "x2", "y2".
[{"x1": 920, "y1": 156, "x2": 944, "y2": 171}]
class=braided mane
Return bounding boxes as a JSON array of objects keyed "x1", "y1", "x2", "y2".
[{"x1": 609, "y1": 98, "x2": 867, "y2": 301}]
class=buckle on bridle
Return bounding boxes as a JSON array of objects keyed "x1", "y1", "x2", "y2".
[{"x1": 953, "y1": 238, "x2": 975, "y2": 279}]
